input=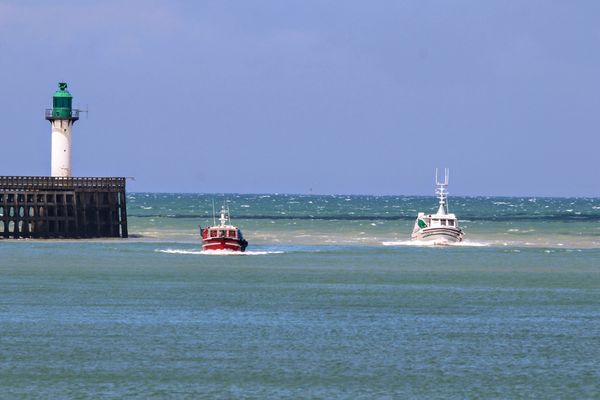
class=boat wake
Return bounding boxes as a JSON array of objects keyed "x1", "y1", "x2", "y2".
[
  {"x1": 382, "y1": 240, "x2": 489, "y2": 247},
  {"x1": 156, "y1": 248, "x2": 284, "y2": 256}
]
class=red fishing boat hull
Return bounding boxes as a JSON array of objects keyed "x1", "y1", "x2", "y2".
[{"x1": 202, "y1": 238, "x2": 247, "y2": 252}]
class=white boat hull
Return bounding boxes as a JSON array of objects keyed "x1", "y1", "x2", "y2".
[{"x1": 411, "y1": 226, "x2": 464, "y2": 243}]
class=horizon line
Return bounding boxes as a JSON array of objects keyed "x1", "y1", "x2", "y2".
[{"x1": 125, "y1": 191, "x2": 600, "y2": 200}]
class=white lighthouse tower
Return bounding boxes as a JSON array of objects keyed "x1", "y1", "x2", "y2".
[{"x1": 45, "y1": 82, "x2": 80, "y2": 177}]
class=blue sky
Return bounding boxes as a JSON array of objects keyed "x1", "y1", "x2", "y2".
[{"x1": 1, "y1": 0, "x2": 599, "y2": 196}]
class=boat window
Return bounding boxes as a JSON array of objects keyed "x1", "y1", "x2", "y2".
[
  {"x1": 432, "y1": 219, "x2": 439, "y2": 225},
  {"x1": 219, "y1": 230, "x2": 226, "y2": 237},
  {"x1": 441, "y1": 219, "x2": 446, "y2": 226},
  {"x1": 228, "y1": 230, "x2": 236, "y2": 238},
  {"x1": 210, "y1": 229, "x2": 218, "y2": 238},
  {"x1": 448, "y1": 219, "x2": 455, "y2": 226}
]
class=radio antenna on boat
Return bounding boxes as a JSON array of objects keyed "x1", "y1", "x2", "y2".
[
  {"x1": 212, "y1": 199, "x2": 216, "y2": 226},
  {"x1": 435, "y1": 168, "x2": 450, "y2": 215},
  {"x1": 218, "y1": 200, "x2": 230, "y2": 227}
]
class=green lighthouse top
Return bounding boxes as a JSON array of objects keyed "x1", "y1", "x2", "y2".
[
  {"x1": 53, "y1": 82, "x2": 72, "y2": 98},
  {"x1": 46, "y1": 82, "x2": 79, "y2": 121}
]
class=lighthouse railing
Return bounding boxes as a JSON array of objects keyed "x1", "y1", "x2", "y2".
[{"x1": 45, "y1": 109, "x2": 80, "y2": 120}]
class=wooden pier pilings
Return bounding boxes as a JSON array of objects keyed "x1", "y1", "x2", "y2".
[{"x1": 0, "y1": 176, "x2": 127, "y2": 239}]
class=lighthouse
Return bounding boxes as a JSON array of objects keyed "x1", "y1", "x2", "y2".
[
  {"x1": 0, "y1": 83, "x2": 127, "y2": 239},
  {"x1": 45, "y1": 82, "x2": 80, "y2": 177}
]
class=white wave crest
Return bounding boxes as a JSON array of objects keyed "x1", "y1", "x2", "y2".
[
  {"x1": 156, "y1": 248, "x2": 284, "y2": 256},
  {"x1": 382, "y1": 240, "x2": 488, "y2": 247}
]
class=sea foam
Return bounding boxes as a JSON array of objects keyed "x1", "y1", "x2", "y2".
[
  {"x1": 156, "y1": 248, "x2": 284, "y2": 256},
  {"x1": 382, "y1": 240, "x2": 489, "y2": 247}
]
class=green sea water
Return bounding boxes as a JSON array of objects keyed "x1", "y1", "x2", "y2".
[{"x1": 1, "y1": 194, "x2": 599, "y2": 398}]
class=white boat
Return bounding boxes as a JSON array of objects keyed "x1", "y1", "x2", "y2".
[{"x1": 411, "y1": 168, "x2": 464, "y2": 244}]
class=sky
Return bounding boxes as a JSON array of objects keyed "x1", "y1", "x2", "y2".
[{"x1": 0, "y1": 0, "x2": 599, "y2": 196}]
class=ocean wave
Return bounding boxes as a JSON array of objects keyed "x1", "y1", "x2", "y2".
[{"x1": 130, "y1": 213, "x2": 600, "y2": 222}]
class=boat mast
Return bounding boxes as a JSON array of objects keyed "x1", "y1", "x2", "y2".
[
  {"x1": 212, "y1": 199, "x2": 216, "y2": 226},
  {"x1": 219, "y1": 203, "x2": 229, "y2": 227},
  {"x1": 435, "y1": 168, "x2": 449, "y2": 215}
]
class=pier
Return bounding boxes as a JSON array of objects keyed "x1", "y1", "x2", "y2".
[{"x1": 0, "y1": 176, "x2": 127, "y2": 239}]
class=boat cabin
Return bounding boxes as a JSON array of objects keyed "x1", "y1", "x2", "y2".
[
  {"x1": 417, "y1": 213, "x2": 459, "y2": 228},
  {"x1": 202, "y1": 226, "x2": 243, "y2": 240}
]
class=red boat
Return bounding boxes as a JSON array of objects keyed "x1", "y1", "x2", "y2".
[{"x1": 200, "y1": 206, "x2": 248, "y2": 252}]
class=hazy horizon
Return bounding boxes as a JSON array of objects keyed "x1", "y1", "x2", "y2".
[{"x1": 126, "y1": 190, "x2": 598, "y2": 199}]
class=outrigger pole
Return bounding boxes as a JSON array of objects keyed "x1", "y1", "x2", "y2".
[{"x1": 212, "y1": 199, "x2": 216, "y2": 226}]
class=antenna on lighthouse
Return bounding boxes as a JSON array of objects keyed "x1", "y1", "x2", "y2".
[{"x1": 76, "y1": 103, "x2": 89, "y2": 120}]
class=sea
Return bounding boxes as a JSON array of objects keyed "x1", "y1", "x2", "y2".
[{"x1": 1, "y1": 194, "x2": 599, "y2": 398}]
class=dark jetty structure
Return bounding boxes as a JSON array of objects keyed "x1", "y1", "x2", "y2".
[
  {"x1": 0, "y1": 83, "x2": 128, "y2": 239},
  {"x1": 0, "y1": 177, "x2": 127, "y2": 239}
]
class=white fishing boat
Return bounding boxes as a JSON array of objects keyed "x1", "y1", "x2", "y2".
[{"x1": 411, "y1": 168, "x2": 464, "y2": 244}]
